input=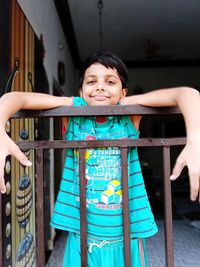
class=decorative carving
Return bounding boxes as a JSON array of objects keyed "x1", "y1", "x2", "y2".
[
  {"x1": 5, "y1": 182, "x2": 11, "y2": 195},
  {"x1": 5, "y1": 202, "x2": 11, "y2": 216},
  {"x1": 6, "y1": 244, "x2": 11, "y2": 259},
  {"x1": 16, "y1": 233, "x2": 35, "y2": 266},
  {"x1": 5, "y1": 120, "x2": 11, "y2": 133},
  {"x1": 5, "y1": 160, "x2": 11, "y2": 174},
  {"x1": 6, "y1": 223, "x2": 11, "y2": 238},
  {"x1": 16, "y1": 174, "x2": 32, "y2": 227},
  {"x1": 19, "y1": 128, "x2": 30, "y2": 158},
  {"x1": 19, "y1": 128, "x2": 29, "y2": 140}
]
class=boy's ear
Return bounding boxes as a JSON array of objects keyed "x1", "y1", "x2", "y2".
[{"x1": 121, "y1": 88, "x2": 128, "y2": 98}]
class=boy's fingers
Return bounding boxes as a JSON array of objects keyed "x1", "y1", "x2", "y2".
[
  {"x1": 10, "y1": 145, "x2": 32, "y2": 167},
  {"x1": 188, "y1": 172, "x2": 200, "y2": 201},
  {"x1": 0, "y1": 157, "x2": 6, "y2": 194},
  {"x1": 0, "y1": 155, "x2": 6, "y2": 174},
  {"x1": 0, "y1": 178, "x2": 6, "y2": 194},
  {"x1": 171, "y1": 153, "x2": 200, "y2": 201},
  {"x1": 170, "y1": 160, "x2": 185, "y2": 181},
  {"x1": 0, "y1": 155, "x2": 6, "y2": 194}
]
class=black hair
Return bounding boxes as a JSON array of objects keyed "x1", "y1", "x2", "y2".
[{"x1": 78, "y1": 52, "x2": 129, "y2": 88}]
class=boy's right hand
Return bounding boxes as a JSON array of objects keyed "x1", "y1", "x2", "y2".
[{"x1": 0, "y1": 132, "x2": 32, "y2": 194}]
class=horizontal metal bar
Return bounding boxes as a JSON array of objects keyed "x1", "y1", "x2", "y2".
[
  {"x1": 16, "y1": 138, "x2": 186, "y2": 150},
  {"x1": 13, "y1": 105, "x2": 180, "y2": 119}
]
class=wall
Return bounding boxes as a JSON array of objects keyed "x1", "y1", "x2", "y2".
[
  {"x1": 128, "y1": 66, "x2": 200, "y2": 194},
  {"x1": 17, "y1": 0, "x2": 75, "y2": 95},
  {"x1": 16, "y1": 0, "x2": 76, "y2": 250},
  {"x1": 128, "y1": 66, "x2": 200, "y2": 93}
]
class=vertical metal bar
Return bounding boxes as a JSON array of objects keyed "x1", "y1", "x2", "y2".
[
  {"x1": 0, "y1": 193, "x2": 2, "y2": 267},
  {"x1": 163, "y1": 146, "x2": 174, "y2": 267},
  {"x1": 121, "y1": 148, "x2": 131, "y2": 267},
  {"x1": 36, "y1": 149, "x2": 45, "y2": 267},
  {"x1": 79, "y1": 149, "x2": 87, "y2": 267}
]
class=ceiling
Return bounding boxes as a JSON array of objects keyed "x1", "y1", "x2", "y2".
[{"x1": 55, "y1": 0, "x2": 200, "y2": 68}]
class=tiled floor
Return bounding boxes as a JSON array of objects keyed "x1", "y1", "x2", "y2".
[
  {"x1": 46, "y1": 220, "x2": 200, "y2": 267},
  {"x1": 147, "y1": 220, "x2": 200, "y2": 267}
]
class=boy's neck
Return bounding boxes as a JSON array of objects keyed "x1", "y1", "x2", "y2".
[{"x1": 95, "y1": 116, "x2": 108, "y2": 123}]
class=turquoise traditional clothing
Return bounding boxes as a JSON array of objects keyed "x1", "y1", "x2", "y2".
[
  {"x1": 51, "y1": 97, "x2": 158, "y2": 240},
  {"x1": 63, "y1": 232, "x2": 148, "y2": 267}
]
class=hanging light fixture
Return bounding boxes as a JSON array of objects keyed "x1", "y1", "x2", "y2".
[{"x1": 97, "y1": 0, "x2": 104, "y2": 51}]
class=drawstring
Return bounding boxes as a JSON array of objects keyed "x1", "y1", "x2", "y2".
[
  {"x1": 88, "y1": 238, "x2": 123, "y2": 253},
  {"x1": 88, "y1": 240, "x2": 110, "y2": 253}
]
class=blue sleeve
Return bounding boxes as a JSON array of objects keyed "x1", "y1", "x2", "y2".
[
  {"x1": 72, "y1": 97, "x2": 87, "y2": 107},
  {"x1": 64, "y1": 97, "x2": 87, "y2": 139}
]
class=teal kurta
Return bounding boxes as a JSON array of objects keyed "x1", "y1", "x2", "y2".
[{"x1": 51, "y1": 97, "x2": 158, "y2": 240}]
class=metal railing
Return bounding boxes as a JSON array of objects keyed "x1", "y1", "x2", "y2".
[{"x1": 0, "y1": 105, "x2": 185, "y2": 267}]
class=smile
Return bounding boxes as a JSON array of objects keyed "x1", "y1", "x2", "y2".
[{"x1": 91, "y1": 95, "x2": 109, "y2": 101}]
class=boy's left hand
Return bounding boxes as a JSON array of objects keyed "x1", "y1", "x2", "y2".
[
  {"x1": 120, "y1": 95, "x2": 200, "y2": 202},
  {"x1": 0, "y1": 132, "x2": 32, "y2": 194},
  {"x1": 170, "y1": 142, "x2": 200, "y2": 202}
]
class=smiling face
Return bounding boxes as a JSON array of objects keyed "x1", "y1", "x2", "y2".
[{"x1": 80, "y1": 63, "x2": 127, "y2": 106}]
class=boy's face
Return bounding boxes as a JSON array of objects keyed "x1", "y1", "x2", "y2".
[{"x1": 80, "y1": 63, "x2": 127, "y2": 106}]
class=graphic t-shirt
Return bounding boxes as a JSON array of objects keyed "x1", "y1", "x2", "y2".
[{"x1": 51, "y1": 97, "x2": 158, "y2": 240}]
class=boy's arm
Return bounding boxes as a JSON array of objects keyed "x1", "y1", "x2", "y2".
[
  {"x1": 0, "y1": 92, "x2": 72, "y2": 193},
  {"x1": 121, "y1": 87, "x2": 200, "y2": 201}
]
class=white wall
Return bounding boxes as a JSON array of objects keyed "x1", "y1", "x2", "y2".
[
  {"x1": 17, "y1": 0, "x2": 75, "y2": 95},
  {"x1": 16, "y1": 1, "x2": 76, "y2": 248}
]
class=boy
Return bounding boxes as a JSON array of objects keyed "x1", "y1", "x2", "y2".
[{"x1": 0, "y1": 52, "x2": 200, "y2": 266}]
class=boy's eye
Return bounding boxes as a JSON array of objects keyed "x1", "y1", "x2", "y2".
[
  {"x1": 107, "y1": 80, "x2": 115, "y2": 85},
  {"x1": 86, "y1": 80, "x2": 95, "y2": 85},
  {"x1": 87, "y1": 80, "x2": 96, "y2": 85}
]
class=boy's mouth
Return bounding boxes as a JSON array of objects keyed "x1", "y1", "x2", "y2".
[{"x1": 91, "y1": 95, "x2": 110, "y2": 101}]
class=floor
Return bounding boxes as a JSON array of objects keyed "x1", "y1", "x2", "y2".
[{"x1": 46, "y1": 219, "x2": 200, "y2": 267}]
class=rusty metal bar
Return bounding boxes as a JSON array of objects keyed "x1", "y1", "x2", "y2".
[
  {"x1": 15, "y1": 137, "x2": 185, "y2": 267},
  {"x1": 163, "y1": 146, "x2": 174, "y2": 267},
  {"x1": 35, "y1": 148, "x2": 45, "y2": 267},
  {"x1": 17, "y1": 137, "x2": 186, "y2": 151},
  {"x1": 8, "y1": 106, "x2": 186, "y2": 267},
  {"x1": 121, "y1": 148, "x2": 131, "y2": 267},
  {"x1": 79, "y1": 149, "x2": 87, "y2": 267},
  {"x1": 13, "y1": 105, "x2": 181, "y2": 119}
]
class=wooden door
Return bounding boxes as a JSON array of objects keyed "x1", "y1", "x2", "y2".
[{"x1": 1, "y1": 1, "x2": 36, "y2": 266}]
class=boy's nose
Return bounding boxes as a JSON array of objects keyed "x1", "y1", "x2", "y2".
[
  {"x1": 96, "y1": 82, "x2": 105, "y2": 91},
  {"x1": 96, "y1": 87, "x2": 105, "y2": 92}
]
